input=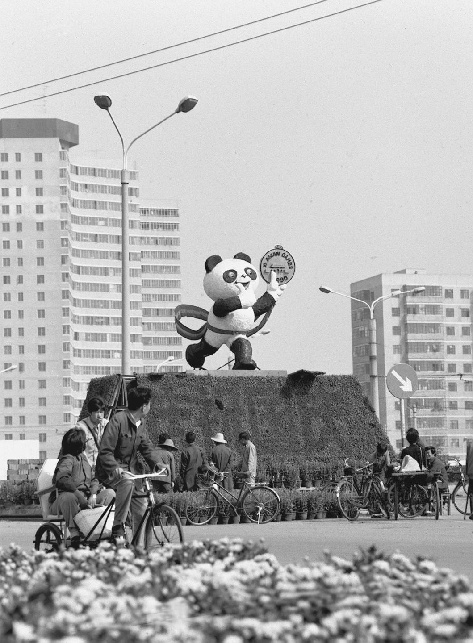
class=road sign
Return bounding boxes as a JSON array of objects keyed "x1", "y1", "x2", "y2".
[{"x1": 386, "y1": 363, "x2": 418, "y2": 399}]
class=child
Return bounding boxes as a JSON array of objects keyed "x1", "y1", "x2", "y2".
[{"x1": 50, "y1": 428, "x2": 114, "y2": 548}]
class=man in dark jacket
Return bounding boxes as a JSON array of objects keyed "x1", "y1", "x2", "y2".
[
  {"x1": 180, "y1": 431, "x2": 207, "y2": 491},
  {"x1": 96, "y1": 386, "x2": 166, "y2": 543},
  {"x1": 210, "y1": 432, "x2": 233, "y2": 491},
  {"x1": 425, "y1": 446, "x2": 449, "y2": 491},
  {"x1": 400, "y1": 428, "x2": 426, "y2": 470}
]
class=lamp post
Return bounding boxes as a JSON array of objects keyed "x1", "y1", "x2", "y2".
[
  {"x1": 94, "y1": 95, "x2": 198, "y2": 375},
  {"x1": 319, "y1": 286, "x2": 425, "y2": 418},
  {"x1": 156, "y1": 356, "x2": 175, "y2": 372},
  {"x1": 0, "y1": 364, "x2": 17, "y2": 375}
]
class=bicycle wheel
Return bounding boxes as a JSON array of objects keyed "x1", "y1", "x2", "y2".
[
  {"x1": 185, "y1": 488, "x2": 218, "y2": 525},
  {"x1": 452, "y1": 480, "x2": 471, "y2": 515},
  {"x1": 34, "y1": 522, "x2": 63, "y2": 552},
  {"x1": 337, "y1": 479, "x2": 361, "y2": 521},
  {"x1": 397, "y1": 483, "x2": 429, "y2": 518},
  {"x1": 241, "y1": 486, "x2": 280, "y2": 524},
  {"x1": 431, "y1": 483, "x2": 440, "y2": 520},
  {"x1": 145, "y1": 504, "x2": 183, "y2": 550},
  {"x1": 368, "y1": 479, "x2": 390, "y2": 519}
]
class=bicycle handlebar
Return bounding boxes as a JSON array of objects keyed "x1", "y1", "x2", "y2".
[{"x1": 129, "y1": 468, "x2": 168, "y2": 480}]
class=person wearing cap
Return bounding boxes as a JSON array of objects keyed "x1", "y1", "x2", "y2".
[
  {"x1": 154, "y1": 435, "x2": 178, "y2": 493},
  {"x1": 180, "y1": 431, "x2": 208, "y2": 491},
  {"x1": 210, "y1": 432, "x2": 234, "y2": 491}
]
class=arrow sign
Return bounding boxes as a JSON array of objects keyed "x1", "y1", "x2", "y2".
[{"x1": 387, "y1": 363, "x2": 418, "y2": 399}]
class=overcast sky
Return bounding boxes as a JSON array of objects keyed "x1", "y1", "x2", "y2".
[{"x1": 1, "y1": 0, "x2": 472, "y2": 374}]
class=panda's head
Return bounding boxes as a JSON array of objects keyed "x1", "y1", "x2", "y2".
[{"x1": 203, "y1": 252, "x2": 260, "y2": 301}]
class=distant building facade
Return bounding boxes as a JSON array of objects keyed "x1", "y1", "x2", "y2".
[
  {"x1": 351, "y1": 269, "x2": 473, "y2": 456},
  {"x1": 0, "y1": 119, "x2": 183, "y2": 457}
]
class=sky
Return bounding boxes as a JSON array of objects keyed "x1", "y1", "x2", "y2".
[{"x1": 1, "y1": 0, "x2": 472, "y2": 375}]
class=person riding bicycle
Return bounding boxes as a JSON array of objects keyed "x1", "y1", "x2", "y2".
[
  {"x1": 96, "y1": 386, "x2": 168, "y2": 545},
  {"x1": 400, "y1": 428, "x2": 426, "y2": 470}
]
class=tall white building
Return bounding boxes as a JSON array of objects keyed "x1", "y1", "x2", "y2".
[
  {"x1": 351, "y1": 269, "x2": 473, "y2": 456},
  {"x1": 0, "y1": 118, "x2": 183, "y2": 458}
]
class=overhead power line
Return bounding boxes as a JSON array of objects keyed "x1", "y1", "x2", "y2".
[
  {"x1": 0, "y1": 0, "x2": 334, "y2": 99},
  {"x1": 0, "y1": 0, "x2": 384, "y2": 111}
]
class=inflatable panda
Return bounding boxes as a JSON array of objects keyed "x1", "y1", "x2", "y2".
[{"x1": 175, "y1": 253, "x2": 286, "y2": 370}]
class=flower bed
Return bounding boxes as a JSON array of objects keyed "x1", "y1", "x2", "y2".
[{"x1": 1, "y1": 540, "x2": 473, "y2": 641}]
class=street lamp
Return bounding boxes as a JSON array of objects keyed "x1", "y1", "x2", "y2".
[
  {"x1": 0, "y1": 364, "x2": 17, "y2": 375},
  {"x1": 156, "y1": 356, "x2": 175, "y2": 372},
  {"x1": 319, "y1": 286, "x2": 425, "y2": 418},
  {"x1": 94, "y1": 94, "x2": 198, "y2": 375}
]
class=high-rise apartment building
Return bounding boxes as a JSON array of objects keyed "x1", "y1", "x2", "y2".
[
  {"x1": 351, "y1": 269, "x2": 473, "y2": 457},
  {"x1": 0, "y1": 119, "x2": 183, "y2": 458}
]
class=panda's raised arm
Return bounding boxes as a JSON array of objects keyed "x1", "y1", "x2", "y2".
[
  {"x1": 252, "y1": 292, "x2": 276, "y2": 319},
  {"x1": 212, "y1": 296, "x2": 242, "y2": 318}
]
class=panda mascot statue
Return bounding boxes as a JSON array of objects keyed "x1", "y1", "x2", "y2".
[{"x1": 175, "y1": 252, "x2": 287, "y2": 370}]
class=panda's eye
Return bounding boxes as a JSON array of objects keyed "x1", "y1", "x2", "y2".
[
  {"x1": 245, "y1": 267, "x2": 257, "y2": 280},
  {"x1": 223, "y1": 269, "x2": 237, "y2": 283}
]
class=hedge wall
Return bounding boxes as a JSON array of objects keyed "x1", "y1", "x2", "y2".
[{"x1": 83, "y1": 370, "x2": 387, "y2": 479}]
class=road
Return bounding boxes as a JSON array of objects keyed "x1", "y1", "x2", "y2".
[{"x1": 2, "y1": 512, "x2": 473, "y2": 583}]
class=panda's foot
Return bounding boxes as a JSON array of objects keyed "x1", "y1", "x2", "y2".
[
  {"x1": 233, "y1": 360, "x2": 257, "y2": 371},
  {"x1": 186, "y1": 344, "x2": 206, "y2": 369}
]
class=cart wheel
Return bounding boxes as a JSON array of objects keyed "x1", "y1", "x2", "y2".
[{"x1": 34, "y1": 523, "x2": 63, "y2": 552}]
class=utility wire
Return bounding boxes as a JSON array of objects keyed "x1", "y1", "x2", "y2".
[
  {"x1": 0, "y1": 0, "x2": 334, "y2": 99},
  {"x1": 0, "y1": 0, "x2": 384, "y2": 111}
]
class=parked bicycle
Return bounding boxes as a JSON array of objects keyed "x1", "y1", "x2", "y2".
[
  {"x1": 185, "y1": 471, "x2": 280, "y2": 525},
  {"x1": 336, "y1": 461, "x2": 390, "y2": 521},
  {"x1": 34, "y1": 469, "x2": 183, "y2": 552},
  {"x1": 449, "y1": 457, "x2": 471, "y2": 515}
]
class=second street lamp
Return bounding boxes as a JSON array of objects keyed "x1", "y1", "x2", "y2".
[
  {"x1": 94, "y1": 95, "x2": 198, "y2": 375},
  {"x1": 319, "y1": 285, "x2": 425, "y2": 418}
]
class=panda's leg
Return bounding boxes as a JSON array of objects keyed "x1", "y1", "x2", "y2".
[
  {"x1": 186, "y1": 338, "x2": 219, "y2": 369},
  {"x1": 230, "y1": 337, "x2": 257, "y2": 370}
]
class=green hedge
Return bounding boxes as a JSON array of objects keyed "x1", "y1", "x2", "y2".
[{"x1": 83, "y1": 371, "x2": 387, "y2": 478}]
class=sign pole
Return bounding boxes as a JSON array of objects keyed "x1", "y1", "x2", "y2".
[{"x1": 400, "y1": 398, "x2": 406, "y2": 449}]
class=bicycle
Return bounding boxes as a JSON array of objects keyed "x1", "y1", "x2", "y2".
[
  {"x1": 185, "y1": 471, "x2": 280, "y2": 525},
  {"x1": 34, "y1": 470, "x2": 183, "y2": 552},
  {"x1": 388, "y1": 470, "x2": 443, "y2": 520},
  {"x1": 336, "y1": 462, "x2": 390, "y2": 521},
  {"x1": 449, "y1": 457, "x2": 471, "y2": 515}
]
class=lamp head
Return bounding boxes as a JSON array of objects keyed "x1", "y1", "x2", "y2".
[
  {"x1": 176, "y1": 96, "x2": 198, "y2": 113},
  {"x1": 319, "y1": 287, "x2": 332, "y2": 294},
  {"x1": 413, "y1": 287, "x2": 425, "y2": 294},
  {"x1": 94, "y1": 95, "x2": 112, "y2": 110}
]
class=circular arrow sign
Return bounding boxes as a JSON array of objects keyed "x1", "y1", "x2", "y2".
[{"x1": 386, "y1": 363, "x2": 418, "y2": 399}]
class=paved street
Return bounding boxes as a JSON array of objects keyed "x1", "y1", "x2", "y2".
[{"x1": 2, "y1": 512, "x2": 473, "y2": 583}]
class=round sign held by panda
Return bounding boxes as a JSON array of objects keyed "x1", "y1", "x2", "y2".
[{"x1": 260, "y1": 245, "x2": 296, "y2": 285}]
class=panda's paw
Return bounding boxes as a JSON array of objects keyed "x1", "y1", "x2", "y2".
[{"x1": 267, "y1": 271, "x2": 287, "y2": 301}]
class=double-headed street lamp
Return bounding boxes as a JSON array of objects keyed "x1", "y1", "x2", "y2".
[
  {"x1": 319, "y1": 286, "x2": 425, "y2": 418},
  {"x1": 94, "y1": 95, "x2": 198, "y2": 375},
  {"x1": 0, "y1": 365, "x2": 17, "y2": 375}
]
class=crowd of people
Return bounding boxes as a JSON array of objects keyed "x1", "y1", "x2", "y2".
[{"x1": 49, "y1": 386, "x2": 258, "y2": 546}]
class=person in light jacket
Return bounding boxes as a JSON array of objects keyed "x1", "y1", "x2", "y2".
[{"x1": 237, "y1": 431, "x2": 257, "y2": 486}]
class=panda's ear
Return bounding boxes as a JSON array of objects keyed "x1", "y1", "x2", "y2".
[
  {"x1": 205, "y1": 255, "x2": 223, "y2": 273},
  {"x1": 234, "y1": 252, "x2": 251, "y2": 264}
]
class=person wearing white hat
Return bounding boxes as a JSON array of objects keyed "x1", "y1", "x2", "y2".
[{"x1": 210, "y1": 432, "x2": 234, "y2": 491}]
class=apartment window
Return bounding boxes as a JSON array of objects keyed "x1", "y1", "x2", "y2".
[
  {"x1": 3, "y1": 329, "x2": 11, "y2": 338},
  {"x1": 17, "y1": 258, "x2": 22, "y2": 267},
  {"x1": 39, "y1": 380, "x2": 46, "y2": 389},
  {"x1": 17, "y1": 240, "x2": 22, "y2": 250},
  {"x1": 35, "y1": 205, "x2": 44, "y2": 214},
  {"x1": 2, "y1": 222, "x2": 9, "y2": 232},
  {"x1": 3, "y1": 294, "x2": 11, "y2": 303},
  {"x1": 15, "y1": 170, "x2": 21, "y2": 180},
  {"x1": 465, "y1": 381, "x2": 473, "y2": 392},
  {"x1": 39, "y1": 451, "x2": 47, "y2": 460},
  {"x1": 461, "y1": 289, "x2": 470, "y2": 299},
  {"x1": 448, "y1": 401, "x2": 458, "y2": 410},
  {"x1": 3, "y1": 259, "x2": 9, "y2": 268},
  {"x1": 3, "y1": 240, "x2": 10, "y2": 250},
  {"x1": 38, "y1": 310, "x2": 45, "y2": 318},
  {"x1": 18, "y1": 363, "x2": 24, "y2": 373},
  {"x1": 63, "y1": 413, "x2": 71, "y2": 423},
  {"x1": 392, "y1": 326, "x2": 401, "y2": 335},
  {"x1": 392, "y1": 308, "x2": 400, "y2": 317},
  {"x1": 451, "y1": 438, "x2": 460, "y2": 448},
  {"x1": 4, "y1": 311, "x2": 11, "y2": 319},
  {"x1": 448, "y1": 364, "x2": 456, "y2": 373},
  {"x1": 36, "y1": 222, "x2": 44, "y2": 232},
  {"x1": 16, "y1": 205, "x2": 21, "y2": 214},
  {"x1": 1, "y1": 171, "x2": 9, "y2": 179},
  {"x1": 4, "y1": 419, "x2": 12, "y2": 427},
  {"x1": 38, "y1": 327, "x2": 46, "y2": 336},
  {"x1": 0, "y1": 153, "x2": 8, "y2": 162},
  {"x1": 446, "y1": 308, "x2": 454, "y2": 317},
  {"x1": 18, "y1": 346, "x2": 24, "y2": 355},
  {"x1": 39, "y1": 432, "x2": 47, "y2": 443},
  {"x1": 448, "y1": 382, "x2": 457, "y2": 392},
  {"x1": 463, "y1": 345, "x2": 472, "y2": 355},
  {"x1": 62, "y1": 308, "x2": 69, "y2": 318},
  {"x1": 35, "y1": 170, "x2": 43, "y2": 179},
  {"x1": 4, "y1": 346, "x2": 12, "y2": 355},
  {"x1": 15, "y1": 187, "x2": 21, "y2": 197},
  {"x1": 37, "y1": 292, "x2": 45, "y2": 302},
  {"x1": 4, "y1": 431, "x2": 12, "y2": 437},
  {"x1": 4, "y1": 381, "x2": 12, "y2": 390},
  {"x1": 35, "y1": 188, "x2": 43, "y2": 196},
  {"x1": 35, "y1": 153, "x2": 43, "y2": 162},
  {"x1": 37, "y1": 275, "x2": 45, "y2": 285},
  {"x1": 466, "y1": 401, "x2": 473, "y2": 410},
  {"x1": 19, "y1": 397, "x2": 25, "y2": 407},
  {"x1": 4, "y1": 398, "x2": 12, "y2": 407},
  {"x1": 61, "y1": 290, "x2": 69, "y2": 300},
  {"x1": 461, "y1": 309, "x2": 470, "y2": 318},
  {"x1": 37, "y1": 257, "x2": 44, "y2": 266},
  {"x1": 462, "y1": 327, "x2": 471, "y2": 336},
  {"x1": 38, "y1": 345, "x2": 46, "y2": 355},
  {"x1": 38, "y1": 416, "x2": 46, "y2": 425},
  {"x1": 38, "y1": 362, "x2": 46, "y2": 372},
  {"x1": 467, "y1": 419, "x2": 473, "y2": 430},
  {"x1": 450, "y1": 420, "x2": 459, "y2": 430},
  {"x1": 1, "y1": 205, "x2": 8, "y2": 214},
  {"x1": 447, "y1": 345, "x2": 456, "y2": 355},
  {"x1": 62, "y1": 342, "x2": 70, "y2": 352},
  {"x1": 18, "y1": 310, "x2": 24, "y2": 319},
  {"x1": 16, "y1": 222, "x2": 22, "y2": 232},
  {"x1": 17, "y1": 275, "x2": 23, "y2": 284},
  {"x1": 62, "y1": 325, "x2": 70, "y2": 335},
  {"x1": 38, "y1": 398, "x2": 46, "y2": 407},
  {"x1": 1, "y1": 188, "x2": 9, "y2": 197},
  {"x1": 445, "y1": 289, "x2": 453, "y2": 298},
  {"x1": 15, "y1": 153, "x2": 21, "y2": 162},
  {"x1": 3, "y1": 276, "x2": 10, "y2": 284}
]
